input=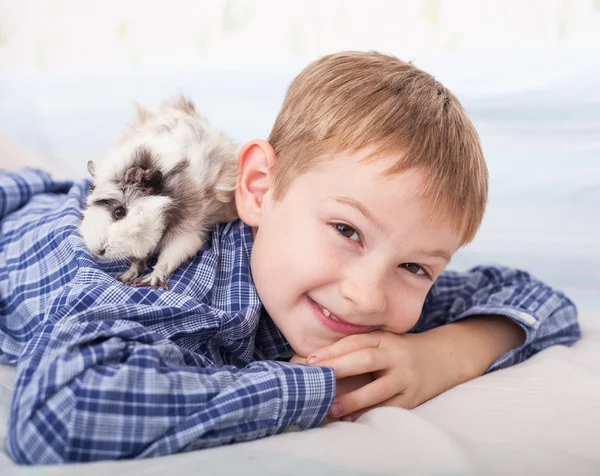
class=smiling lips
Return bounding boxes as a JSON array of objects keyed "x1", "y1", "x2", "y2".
[{"x1": 308, "y1": 297, "x2": 376, "y2": 335}]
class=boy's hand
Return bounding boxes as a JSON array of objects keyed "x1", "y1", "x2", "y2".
[
  {"x1": 306, "y1": 316, "x2": 525, "y2": 421},
  {"x1": 305, "y1": 331, "x2": 457, "y2": 421}
]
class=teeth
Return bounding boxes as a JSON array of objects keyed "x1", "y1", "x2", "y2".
[{"x1": 320, "y1": 306, "x2": 340, "y2": 322}]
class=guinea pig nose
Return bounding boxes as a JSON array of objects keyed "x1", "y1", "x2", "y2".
[{"x1": 97, "y1": 248, "x2": 106, "y2": 256}]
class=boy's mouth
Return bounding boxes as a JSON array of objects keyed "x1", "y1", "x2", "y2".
[
  {"x1": 319, "y1": 305, "x2": 341, "y2": 322},
  {"x1": 307, "y1": 297, "x2": 376, "y2": 335}
]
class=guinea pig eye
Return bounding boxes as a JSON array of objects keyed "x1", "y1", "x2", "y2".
[{"x1": 113, "y1": 206, "x2": 127, "y2": 220}]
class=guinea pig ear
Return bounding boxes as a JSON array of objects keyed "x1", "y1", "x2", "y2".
[
  {"x1": 161, "y1": 95, "x2": 195, "y2": 115},
  {"x1": 87, "y1": 160, "x2": 96, "y2": 178},
  {"x1": 133, "y1": 102, "x2": 153, "y2": 125},
  {"x1": 142, "y1": 168, "x2": 163, "y2": 190}
]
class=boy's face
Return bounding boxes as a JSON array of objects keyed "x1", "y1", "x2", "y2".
[{"x1": 249, "y1": 149, "x2": 463, "y2": 357}]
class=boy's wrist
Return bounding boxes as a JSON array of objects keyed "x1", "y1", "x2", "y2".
[
  {"x1": 408, "y1": 327, "x2": 468, "y2": 399},
  {"x1": 419, "y1": 315, "x2": 526, "y2": 388},
  {"x1": 265, "y1": 360, "x2": 336, "y2": 429}
]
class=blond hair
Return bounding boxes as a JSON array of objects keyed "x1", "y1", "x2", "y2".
[{"x1": 268, "y1": 51, "x2": 488, "y2": 245}]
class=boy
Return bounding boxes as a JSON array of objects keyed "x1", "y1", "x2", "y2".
[{"x1": 0, "y1": 51, "x2": 578, "y2": 464}]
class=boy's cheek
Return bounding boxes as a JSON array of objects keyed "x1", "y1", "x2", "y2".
[{"x1": 386, "y1": 293, "x2": 428, "y2": 334}]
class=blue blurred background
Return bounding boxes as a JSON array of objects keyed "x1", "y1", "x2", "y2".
[{"x1": 0, "y1": 0, "x2": 598, "y2": 311}]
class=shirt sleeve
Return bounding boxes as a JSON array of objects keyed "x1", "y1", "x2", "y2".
[
  {"x1": 6, "y1": 303, "x2": 335, "y2": 465},
  {"x1": 411, "y1": 265, "x2": 580, "y2": 372},
  {"x1": 0, "y1": 168, "x2": 72, "y2": 218}
]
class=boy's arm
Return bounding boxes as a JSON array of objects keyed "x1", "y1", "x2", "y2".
[
  {"x1": 0, "y1": 167, "x2": 72, "y2": 219},
  {"x1": 413, "y1": 315, "x2": 525, "y2": 388},
  {"x1": 309, "y1": 265, "x2": 579, "y2": 418},
  {"x1": 7, "y1": 304, "x2": 335, "y2": 465},
  {"x1": 413, "y1": 265, "x2": 580, "y2": 372}
]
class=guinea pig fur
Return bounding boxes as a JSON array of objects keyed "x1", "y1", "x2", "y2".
[{"x1": 80, "y1": 95, "x2": 239, "y2": 290}]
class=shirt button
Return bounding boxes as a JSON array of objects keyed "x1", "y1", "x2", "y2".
[{"x1": 518, "y1": 312, "x2": 537, "y2": 326}]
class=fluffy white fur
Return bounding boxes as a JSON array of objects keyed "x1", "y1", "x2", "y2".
[
  {"x1": 79, "y1": 96, "x2": 238, "y2": 289},
  {"x1": 80, "y1": 194, "x2": 172, "y2": 260}
]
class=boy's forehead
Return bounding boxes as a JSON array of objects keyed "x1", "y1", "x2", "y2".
[{"x1": 313, "y1": 149, "x2": 422, "y2": 193}]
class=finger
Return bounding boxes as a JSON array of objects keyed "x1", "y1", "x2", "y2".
[
  {"x1": 307, "y1": 332, "x2": 383, "y2": 364},
  {"x1": 340, "y1": 406, "x2": 373, "y2": 422},
  {"x1": 341, "y1": 393, "x2": 410, "y2": 422},
  {"x1": 317, "y1": 347, "x2": 389, "y2": 378},
  {"x1": 289, "y1": 354, "x2": 307, "y2": 364},
  {"x1": 330, "y1": 375, "x2": 401, "y2": 417}
]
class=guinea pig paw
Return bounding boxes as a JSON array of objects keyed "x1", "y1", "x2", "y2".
[
  {"x1": 117, "y1": 271, "x2": 139, "y2": 286},
  {"x1": 134, "y1": 272, "x2": 169, "y2": 291},
  {"x1": 117, "y1": 276, "x2": 135, "y2": 286}
]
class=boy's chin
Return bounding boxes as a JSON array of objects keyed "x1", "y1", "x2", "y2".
[
  {"x1": 285, "y1": 339, "x2": 314, "y2": 360},
  {"x1": 288, "y1": 335, "x2": 336, "y2": 360}
]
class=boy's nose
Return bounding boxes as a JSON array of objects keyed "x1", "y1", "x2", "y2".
[{"x1": 340, "y1": 274, "x2": 387, "y2": 315}]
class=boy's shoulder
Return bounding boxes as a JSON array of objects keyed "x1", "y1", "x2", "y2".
[{"x1": 209, "y1": 219, "x2": 254, "y2": 267}]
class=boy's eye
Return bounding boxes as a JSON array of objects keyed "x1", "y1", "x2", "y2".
[
  {"x1": 113, "y1": 206, "x2": 127, "y2": 220},
  {"x1": 334, "y1": 223, "x2": 361, "y2": 242},
  {"x1": 401, "y1": 263, "x2": 427, "y2": 276}
]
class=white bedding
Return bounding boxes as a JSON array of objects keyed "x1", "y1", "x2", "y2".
[{"x1": 1, "y1": 52, "x2": 599, "y2": 474}]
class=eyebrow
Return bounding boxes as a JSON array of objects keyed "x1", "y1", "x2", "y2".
[
  {"x1": 332, "y1": 196, "x2": 386, "y2": 231},
  {"x1": 417, "y1": 248, "x2": 453, "y2": 263},
  {"x1": 332, "y1": 196, "x2": 453, "y2": 263}
]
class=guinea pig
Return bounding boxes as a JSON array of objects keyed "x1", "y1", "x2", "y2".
[{"x1": 80, "y1": 95, "x2": 239, "y2": 290}]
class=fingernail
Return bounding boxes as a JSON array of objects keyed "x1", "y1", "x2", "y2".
[
  {"x1": 329, "y1": 402, "x2": 342, "y2": 417},
  {"x1": 306, "y1": 355, "x2": 318, "y2": 364}
]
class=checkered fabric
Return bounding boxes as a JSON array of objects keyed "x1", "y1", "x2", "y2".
[{"x1": 0, "y1": 168, "x2": 579, "y2": 464}]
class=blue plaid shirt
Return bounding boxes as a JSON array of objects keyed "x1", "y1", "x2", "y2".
[{"x1": 0, "y1": 168, "x2": 579, "y2": 465}]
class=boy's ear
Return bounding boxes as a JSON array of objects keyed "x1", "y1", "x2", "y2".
[{"x1": 235, "y1": 139, "x2": 275, "y2": 228}]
